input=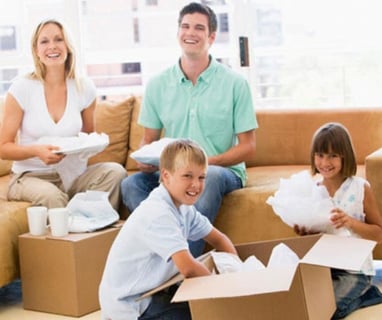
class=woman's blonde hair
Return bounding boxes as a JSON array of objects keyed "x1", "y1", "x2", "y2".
[
  {"x1": 310, "y1": 122, "x2": 357, "y2": 178},
  {"x1": 30, "y1": 19, "x2": 77, "y2": 81},
  {"x1": 159, "y1": 139, "x2": 207, "y2": 182}
]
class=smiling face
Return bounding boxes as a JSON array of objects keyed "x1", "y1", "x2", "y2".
[
  {"x1": 35, "y1": 22, "x2": 68, "y2": 68},
  {"x1": 159, "y1": 139, "x2": 208, "y2": 208},
  {"x1": 162, "y1": 163, "x2": 206, "y2": 208},
  {"x1": 310, "y1": 122, "x2": 357, "y2": 179},
  {"x1": 177, "y1": 12, "x2": 216, "y2": 59},
  {"x1": 314, "y1": 150, "x2": 343, "y2": 180}
]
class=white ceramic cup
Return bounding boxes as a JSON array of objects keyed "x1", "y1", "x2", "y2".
[
  {"x1": 48, "y1": 207, "x2": 70, "y2": 237},
  {"x1": 27, "y1": 206, "x2": 48, "y2": 236}
]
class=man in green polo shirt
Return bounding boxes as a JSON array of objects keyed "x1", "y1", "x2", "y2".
[{"x1": 121, "y1": 2, "x2": 258, "y2": 257}]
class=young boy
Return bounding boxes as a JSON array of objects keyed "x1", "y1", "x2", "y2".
[{"x1": 99, "y1": 139, "x2": 237, "y2": 320}]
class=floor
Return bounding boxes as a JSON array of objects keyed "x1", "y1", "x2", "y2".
[{"x1": 1, "y1": 262, "x2": 382, "y2": 320}]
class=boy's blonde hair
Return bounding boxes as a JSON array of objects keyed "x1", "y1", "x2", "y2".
[
  {"x1": 310, "y1": 122, "x2": 357, "y2": 177},
  {"x1": 159, "y1": 139, "x2": 207, "y2": 182}
]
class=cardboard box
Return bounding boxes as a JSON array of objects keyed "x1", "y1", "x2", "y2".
[
  {"x1": 18, "y1": 222, "x2": 122, "y2": 317},
  {"x1": 145, "y1": 234, "x2": 376, "y2": 320}
]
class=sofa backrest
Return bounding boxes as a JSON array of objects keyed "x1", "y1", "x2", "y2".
[
  {"x1": 0, "y1": 96, "x2": 13, "y2": 177},
  {"x1": 1, "y1": 95, "x2": 381, "y2": 174},
  {"x1": 247, "y1": 108, "x2": 382, "y2": 167},
  {"x1": 89, "y1": 96, "x2": 136, "y2": 166}
]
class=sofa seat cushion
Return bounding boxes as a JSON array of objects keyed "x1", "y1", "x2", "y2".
[
  {"x1": 213, "y1": 165, "x2": 309, "y2": 246},
  {"x1": 0, "y1": 200, "x2": 30, "y2": 287},
  {"x1": 0, "y1": 175, "x2": 10, "y2": 201}
]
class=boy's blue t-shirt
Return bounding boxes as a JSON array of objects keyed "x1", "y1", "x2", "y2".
[{"x1": 99, "y1": 184, "x2": 213, "y2": 320}]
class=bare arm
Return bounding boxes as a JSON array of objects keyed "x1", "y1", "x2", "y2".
[
  {"x1": 171, "y1": 228, "x2": 237, "y2": 278},
  {"x1": 204, "y1": 227, "x2": 238, "y2": 255},
  {"x1": 172, "y1": 249, "x2": 211, "y2": 278},
  {"x1": 81, "y1": 98, "x2": 96, "y2": 133},
  {"x1": 330, "y1": 183, "x2": 382, "y2": 242},
  {"x1": 208, "y1": 130, "x2": 256, "y2": 167},
  {"x1": 0, "y1": 93, "x2": 63, "y2": 164}
]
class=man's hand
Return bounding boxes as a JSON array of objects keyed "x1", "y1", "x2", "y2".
[{"x1": 137, "y1": 162, "x2": 159, "y2": 173}]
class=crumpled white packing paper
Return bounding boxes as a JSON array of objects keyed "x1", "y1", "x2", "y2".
[
  {"x1": 266, "y1": 170, "x2": 334, "y2": 232},
  {"x1": 66, "y1": 190, "x2": 119, "y2": 233},
  {"x1": 211, "y1": 243, "x2": 300, "y2": 274},
  {"x1": 38, "y1": 132, "x2": 109, "y2": 190},
  {"x1": 130, "y1": 138, "x2": 178, "y2": 166}
]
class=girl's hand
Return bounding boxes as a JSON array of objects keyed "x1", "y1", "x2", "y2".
[
  {"x1": 294, "y1": 224, "x2": 319, "y2": 236},
  {"x1": 330, "y1": 208, "x2": 354, "y2": 229},
  {"x1": 37, "y1": 145, "x2": 65, "y2": 165}
]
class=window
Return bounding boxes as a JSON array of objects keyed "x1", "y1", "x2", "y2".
[
  {"x1": 0, "y1": 26, "x2": 16, "y2": 51},
  {"x1": 0, "y1": 68, "x2": 17, "y2": 93},
  {"x1": 1, "y1": 0, "x2": 382, "y2": 109},
  {"x1": 145, "y1": 0, "x2": 158, "y2": 6}
]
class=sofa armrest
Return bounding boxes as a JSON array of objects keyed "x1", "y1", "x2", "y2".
[
  {"x1": 365, "y1": 147, "x2": 382, "y2": 259},
  {"x1": 366, "y1": 148, "x2": 382, "y2": 213}
]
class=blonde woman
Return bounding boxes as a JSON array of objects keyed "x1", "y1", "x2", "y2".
[{"x1": 0, "y1": 19, "x2": 126, "y2": 209}]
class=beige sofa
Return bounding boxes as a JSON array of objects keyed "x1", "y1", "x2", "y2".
[{"x1": 1, "y1": 95, "x2": 382, "y2": 293}]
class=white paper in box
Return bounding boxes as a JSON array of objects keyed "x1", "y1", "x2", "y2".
[{"x1": 172, "y1": 234, "x2": 376, "y2": 303}]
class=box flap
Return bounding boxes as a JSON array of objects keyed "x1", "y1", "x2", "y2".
[
  {"x1": 139, "y1": 251, "x2": 213, "y2": 300},
  {"x1": 301, "y1": 234, "x2": 376, "y2": 271},
  {"x1": 172, "y1": 266, "x2": 297, "y2": 302}
]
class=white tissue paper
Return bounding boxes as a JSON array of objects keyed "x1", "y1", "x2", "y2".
[
  {"x1": 267, "y1": 243, "x2": 300, "y2": 268},
  {"x1": 211, "y1": 251, "x2": 265, "y2": 274},
  {"x1": 266, "y1": 170, "x2": 334, "y2": 232},
  {"x1": 67, "y1": 190, "x2": 119, "y2": 233},
  {"x1": 130, "y1": 138, "x2": 178, "y2": 166},
  {"x1": 211, "y1": 243, "x2": 300, "y2": 275},
  {"x1": 38, "y1": 133, "x2": 109, "y2": 190}
]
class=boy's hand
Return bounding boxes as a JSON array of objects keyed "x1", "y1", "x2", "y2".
[{"x1": 172, "y1": 250, "x2": 211, "y2": 278}]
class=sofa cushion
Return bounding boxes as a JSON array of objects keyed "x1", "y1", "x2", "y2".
[
  {"x1": 0, "y1": 159, "x2": 12, "y2": 177},
  {"x1": 249, "y1": 108, "x2": 382, "y2": 167},
  {"x1": 125, "y1": 96, "x2": 144, "y2": 171},
  {"x1": 0, "y1": 96, "x2": 13, "y2": 177},
  {"x1": 0, "y1": 199, "x2": 29, "y2": 287},
  {"x1": 88, "y1": 97, "x2": 135, "y2": 166}
]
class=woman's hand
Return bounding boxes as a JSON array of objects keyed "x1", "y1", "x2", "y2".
[{"x1": 36, "y1": 145, "x2": 65, "y2": 165}]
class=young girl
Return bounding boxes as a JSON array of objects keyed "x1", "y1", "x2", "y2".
[{"x1": 295, "y1": 122, "x2": 382, "y2": 319}]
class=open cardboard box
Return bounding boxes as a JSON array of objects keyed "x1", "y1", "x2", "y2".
[
  {"x1": 143, "y1": 234, "x2": 376, "y2": 320},
  {"x1": 18, "y1": 222, "x2": 123, "y2": 317}
]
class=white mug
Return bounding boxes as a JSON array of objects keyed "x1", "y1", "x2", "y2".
[
  {"x1": 48, "y1": 207, "x2": 71, "y2": 237},
  {"x1": 27, "y1": 206, "x2": 48, "y2": 236}
]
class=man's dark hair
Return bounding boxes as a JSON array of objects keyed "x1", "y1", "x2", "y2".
[{"x1": 178, "y1": 2, "x2": 218, "y2": 34}]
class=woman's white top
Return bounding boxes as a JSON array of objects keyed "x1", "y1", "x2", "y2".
[{"x1": 8, "y1": 75, "x2": 96, "y2": 173}]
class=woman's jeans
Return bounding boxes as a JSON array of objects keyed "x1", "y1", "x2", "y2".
[{"x1": 121, "y1": 165, "x2": 242, "y2": 257}]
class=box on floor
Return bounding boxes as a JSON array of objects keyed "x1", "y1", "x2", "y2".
[
  {"x1": 144, "y1": 234, "x2": 376, "y2": 320},
  {"x1": 18, "y1": 223, "x2": 123, "y2": 317}
]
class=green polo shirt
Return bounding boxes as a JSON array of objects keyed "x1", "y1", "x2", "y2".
[{"x1": 139, "y1": 57, "x2": 258, "y2": 186}]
